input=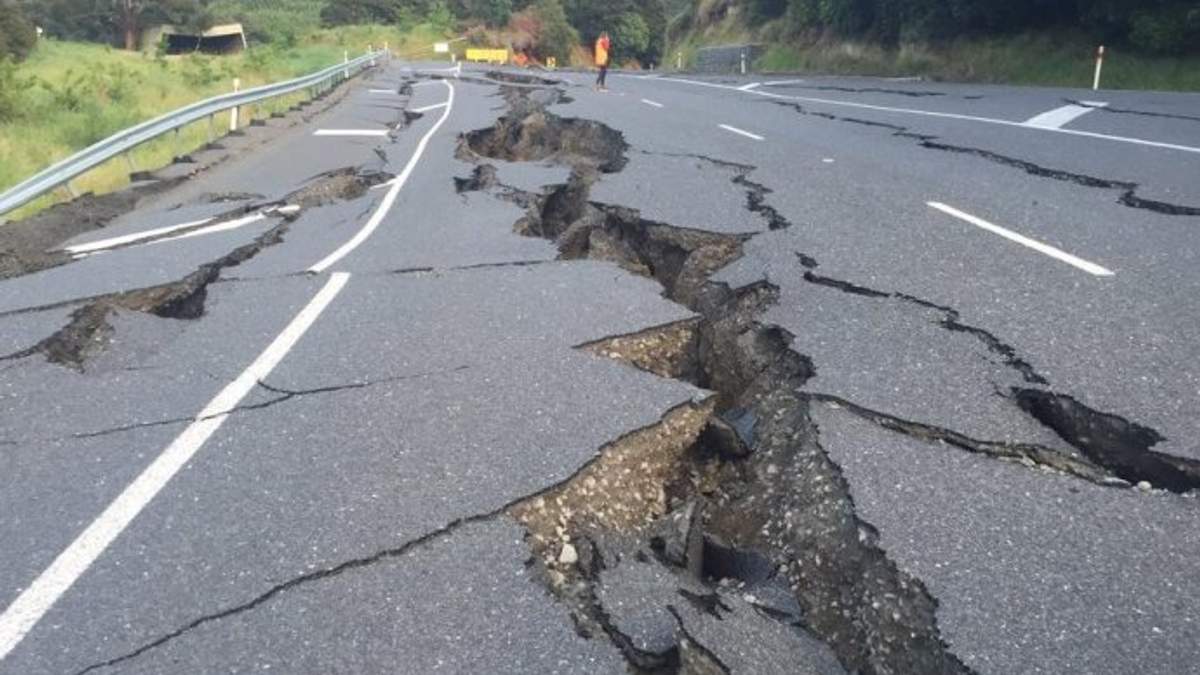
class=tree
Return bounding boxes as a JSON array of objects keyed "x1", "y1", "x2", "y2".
[
  {"x1": 115, "y1": 0, "x2": 212, "y2": 50},
  {"x1": 21, "y1": 0, "x2": 210, "y2": 49},
  {"x1": 533, "y1": 0, "x2": 577, "y2": 63},
  {"x1": 562, "y1": 0, "x2": 666, "y2": 63},
  {"x1": 612, "y1": 11, "x2": 649, "y2": 62},
  {"x1": 0, "y1": 0, "x2": 36, "y2": 61},
  {"x1": 322, "y1": 0, "x2": 391, "y2": 26}
]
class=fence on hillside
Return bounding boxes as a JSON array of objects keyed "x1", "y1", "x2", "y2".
[{"x1": 694, "y1": 44, "x2": 766, "y2": 74}]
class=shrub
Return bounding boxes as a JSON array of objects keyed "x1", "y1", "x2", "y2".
[
  {"x1": 613, "y1": 12, "x2": 650, "y2": 61},
  {"x1": 1129, "y1": 5, "x2": 1197, "y2": 54},
  {"x1": 0, "y1": 56, "x2": 34, "y2": 121},
  {"x1": 0, "y1": 0, "x2": 36, "y2": 61},
  {"x1": 533, "y1": 0, "x2": 578, "y2": 62}
]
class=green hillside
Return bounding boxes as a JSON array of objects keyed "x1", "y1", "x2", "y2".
[{"x1": 670, "y1": 0, "x2": 1200, "y2": 91}]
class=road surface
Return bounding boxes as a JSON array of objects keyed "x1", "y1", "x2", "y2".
[{"x1": 1, "y1": 60, "x2": 1198, "y2": 673}]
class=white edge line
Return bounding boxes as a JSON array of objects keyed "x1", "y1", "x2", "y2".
[
  {"x1": 411, "y1": 102, "x2": 449, "y2": 114},
  {"x1": 64, "y1": 218, "x2": 215, "y2": 254},
  {"x1": 369, "y1": 89, "x2": 397, "y2": 94},
  {"x1": 308, "y1": 80, "x2": 456, "y2": 273},
  {"x1": 738, "y1": 82, "x2": 761, "y2": 91},
  {"x1": 928, "y1": 201, "x2": 1115, "y2": 277},
  {"x1": 313, "y1": 129, "x2": 390, "y2": 137},
  {"x1": 647, "y1": 76, "x2": 1200, "y2": 155},
  {"x1": 0, "y1": 272, "x2": 352, "y2": 662},
  {"x1": 640, "y1": 98, "x2": 664, "y2": 108},
  {"x1": 718, "y1": 124, "x2": 764, "y2": 141}
]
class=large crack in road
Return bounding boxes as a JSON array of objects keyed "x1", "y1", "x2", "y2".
[
  {"x1": 456, "y1": 80, "x2": 974, "y2": 674},
  {"x1": 13, "y1": 70, "x2": 1197, "y2": 673},
  {"x1": 452, "y1": 76, "x2": 1200, "y2": 672}
]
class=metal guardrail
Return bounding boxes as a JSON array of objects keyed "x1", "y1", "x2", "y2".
[
  {"x1": 695, "y1": 44, "x2": 765, "y2": 74},
  {"x1": 0, "y1": 50, "x2": 385, "y2": 220}
]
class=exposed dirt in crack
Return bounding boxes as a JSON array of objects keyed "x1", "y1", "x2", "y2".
[
  {"x1": 578, "y1": 319, "x2": 703, "y2": 382},
  {"x1": 461, "y1": 92, "x2": 628, "y2": 173},
  {"x1": 461, "y1": 83, "x2": 972, "y2": 674},
  {"x1": 771, "y1": 100, "x2": 1200, "y2": 217},
  {"x1": 287, "y1": 167, "x2": 393, "y2": 207}
]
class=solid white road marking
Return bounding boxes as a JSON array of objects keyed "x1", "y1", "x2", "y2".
[
  {"x1": 640, "y1": 98, "x2": 664, "y2": 108},
  {"x1": 313, "y1": 129, "x2": 389, "y2": 137},
  {"x1": 0, "y1": 272, "x2": 351, "y2": 662},
  {"x1": 719, "y1": 124, "x2": 765, "y2": 141},
  {"x1": 369, "y1": 89, "x2": 397, "y2": 94},
  {"x1": 927, "y1": 202, "x2": 1115, "y2": 277},
  {"x1": 642, "y1": 76, "x2": 1200, "y2": 154},
  {"x1": 411, "y1": 102, "x2": 449, "y2": 113},
  {"x1": 149, "y1": 213, "x2": 268, "y2": 246},
  {"x1": 759, "y1": 79, "x2": 805, "y2": 87},
  {"x1": 1023, "y1": 103, "x2": 1107, "y2": 129},
  {"x1": 822, "y1": 158, "x2": 835, "y2": 163},
  {"x1": 308, "y1": 80, "x2": 456, "y2": 273},
  {"x1": 68, "y1": 208, "x2": 297, "y2": 258},
  {"x1": 738, "y1": 82, "x2": 762, "y2": 91},
  {"x1": 64, "y1": 218, "x2": 214, "y2": 255}
]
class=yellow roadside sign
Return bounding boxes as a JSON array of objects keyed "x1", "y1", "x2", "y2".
[{"x1": 465, "y1": 48, "x2": 508, "y2": 64}]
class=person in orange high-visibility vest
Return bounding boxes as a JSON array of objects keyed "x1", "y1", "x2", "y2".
[{"x1": 594, "y1": 31, "x2": 611, "y2": 91}]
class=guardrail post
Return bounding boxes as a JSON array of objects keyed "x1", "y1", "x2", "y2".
[
  {"x1": 172, "y1": 128, "x2": 181, "y2": 161},
  {"x1": 230, "y1": 78, "x2": 241, "y2": 131},
  {"x1": 123, "y1": 151, "x2": 137, "y2": 175},
  {"x1": 207, "y1": 114, "x2": 216, "y2": 143},
  {"x1": 61, "y1": 182, "x2": 78, "y2": 199}
]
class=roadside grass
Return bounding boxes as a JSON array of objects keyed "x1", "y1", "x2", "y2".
[
  {"x1": 0, "y1": 24, "x2": 450, "y2": 221},
  {"x1": 753, "y1": 32, "x2": 1200, "y2": 91}
]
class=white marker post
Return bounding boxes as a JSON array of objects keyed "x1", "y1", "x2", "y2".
[
  {"x1": 677, "y1": 51, "x2": 682, "y2": 70},
  {"x1": 1093, "y1": 45, "x2": 1105, "y2": 91},
  {"x1": 229, "y1": 78, "x2": 240, "y2": 131},
  {"x1": 740, "y1": 50, "x2": 747, "y2": 75},
  {"x1": 344, "y1": 49, "x2": 350, "y2": 79}
]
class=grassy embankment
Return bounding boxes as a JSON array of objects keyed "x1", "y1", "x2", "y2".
[
  {"x1": 672, "y1": 15, "x2": 1200, "y2": 92},
  {"x1": 0, "y1": 24, "x2": 448, "y2": 220}
]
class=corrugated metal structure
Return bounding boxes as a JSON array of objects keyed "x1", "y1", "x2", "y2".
[{"x1": 144, "y1": 23, "x2": 248, "y2": 54}]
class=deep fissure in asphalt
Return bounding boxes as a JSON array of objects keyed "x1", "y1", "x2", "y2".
[{"x1": 460, "y1": 82, "x2": 972, "y2": 674}]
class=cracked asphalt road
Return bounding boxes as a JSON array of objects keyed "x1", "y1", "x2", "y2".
[{"x1": 1, "y1": 59, "x2": 1199, "y2": 673}]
